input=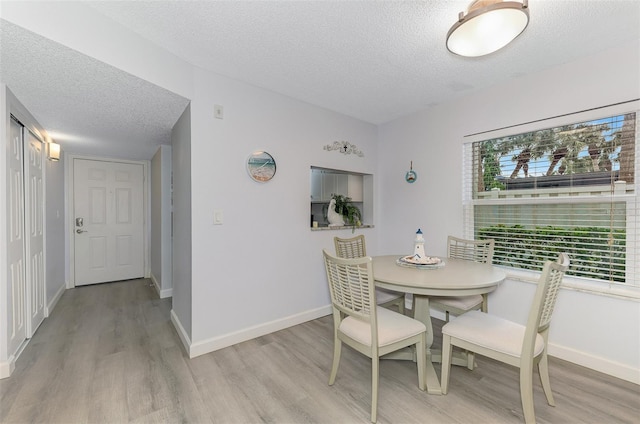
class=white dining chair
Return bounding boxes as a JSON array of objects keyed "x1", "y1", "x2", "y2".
[
  {"x1": 429, "y1": 236, "x2": 495, "y2": 322},
  {"x1": 441, "y1": 253, "x2": 570, "y2": 424},
  {"x1": 334, "y1": 235, "x2": 405, "y2": 314},
  {"x1": 323, "y1": 249, "x2": 426, "y2": 423},
  {"x1": 429, "y1": 236, "x2": 494, "y2": 369}
]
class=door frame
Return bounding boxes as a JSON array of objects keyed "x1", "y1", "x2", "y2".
[{"x1": 66, "y1": 154, "x2": 150, "y2": 288}]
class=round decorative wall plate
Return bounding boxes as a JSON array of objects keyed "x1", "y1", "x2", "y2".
[
  {"x1": 405, "y1": 170, "x2": 417, "y2": 183},
  {"x1": 247, "y1": 151, "x2": 276, "y2": 182}
]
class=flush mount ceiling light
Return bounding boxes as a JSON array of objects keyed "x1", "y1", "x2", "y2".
[{"x1": 446, "y1": 0, "x2": 529, "y2": 57}]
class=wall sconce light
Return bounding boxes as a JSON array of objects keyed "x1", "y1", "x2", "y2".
[
  {"x1": 446, "y1": 0, "x2": 529, "y2": 57},
  {"x1": 47, "y1": 142, "x2": 61, "y2": 161}
]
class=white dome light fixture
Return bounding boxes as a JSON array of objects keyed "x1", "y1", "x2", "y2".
[{"x1": 446, "y1": 0, "x2": 529, "y2": 57}]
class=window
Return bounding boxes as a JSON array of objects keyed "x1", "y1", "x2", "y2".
[{"x1": 464, "y1": 112, "x2": 638, "y2": 288}]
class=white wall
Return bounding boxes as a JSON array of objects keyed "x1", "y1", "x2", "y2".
[
  {"x1": 44, "y1": 148, "x2": 66, "y2": 314},
  {"x1": 187, "y1": 67, "x2": 379, "y2": 355},
  {"x1": 150, "y1": 144, "x2": 173, "y2": 298},
  {"x1": 378, "y1": 40, "x2": 640, "y2": 383},
  {"x1": 171, "y1": 104, "x2": 192, "y2": 344}
]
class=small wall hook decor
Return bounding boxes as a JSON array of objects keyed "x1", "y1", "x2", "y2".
[{"x1": 405, "y1": 161, "x2": 417, "y2": 183}]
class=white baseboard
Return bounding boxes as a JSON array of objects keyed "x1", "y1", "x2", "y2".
[
  {"x1": 170, "y1": 309, "x2": 192, "y2": 354},
  {"x1": 150, "y1": 273, "x2": 172, "y2": 299},
  {"x1": 548, "y1": 342, "x2": 639, "y2": 385},
  {"x1": 150, "y1": 273, "x2": 160, "y2": 294},
  {"x1": 189, "y1": 305, "x2": 332, "y2": 359},
  {"x1": 426, "y1": 303, "x2": 636, "y2": 385},
  {"x1": 173, "y1": 303, "x2": 638, "y2": 385},
  {"x1": 0, "y1": 356, "x2": 15, "y2": 379},
  {"x1": 45, "y1": 283, "x2": 66, "y2": 317},
  {"x1": 0, "y1": 337, "x2": 29, "y2": 379}
]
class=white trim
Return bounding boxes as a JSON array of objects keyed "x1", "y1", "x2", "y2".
[
  {"x1": 143, "y1": 159, "x2": 151, "y2": 280},
  {"x1": 0, "y1": 338, "x2": 29, "y2": 379},
  {"x1": 45, "y1": 283, "x2": 65, "y2": 317},
  {"x1": 0, "y1": 357, "x2": 15, "y2": 379},
  {"x1": 150, "y1": 273, "x2": 172, "y2": 299},
  {"x1": 548, "y1": 342, "x2": 640, "y2": 385},
  {"x1": 464, "y1": 100, "x2": 640, "y2": 143},
  {"x1": 504, "y1": 268, "x2": 640, "y2": 301},
  {"x1": 188, "y1": 305, "x2": 332, "y2": 358},
  {"x1": 66, "y1": 154, "x2": 149, "y2": 287},
  {"x1": 150, "y1": 272, "x2": 159, "y2": 294},
  {"x1": 170, "y1": 309, "x2": 191, "y2": 354}
]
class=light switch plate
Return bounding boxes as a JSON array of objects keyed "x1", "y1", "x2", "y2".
[
  {"x1": 214, "y1": 104, "x2": 224, "y2": 119},
  {"x1": 214, "y1": 209, "x2": 223, "y2": 225}
]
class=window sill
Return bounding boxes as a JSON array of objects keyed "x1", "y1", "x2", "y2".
[{"x1": 501, "y1": 266, "x2": 640, "y2": 301}]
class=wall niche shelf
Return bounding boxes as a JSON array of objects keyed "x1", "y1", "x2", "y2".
[{"x1": 310, "y1": 166, "x2": 373, "y2": 229}]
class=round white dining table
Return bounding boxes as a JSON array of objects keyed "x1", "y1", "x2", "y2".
[{"x1": 372, "y1": 255, "x2": 506, "y2": 394}]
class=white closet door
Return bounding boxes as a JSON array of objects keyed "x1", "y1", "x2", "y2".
[
  {"x1": 25, "y1": 130, "x2": 45, "y2": 336},
  {"x1": 7, "y1": 118, "x2": 27, "y2": 354}
]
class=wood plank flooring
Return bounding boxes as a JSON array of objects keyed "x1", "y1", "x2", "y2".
[{"x1": 1, "y1": 279, "x2": 638, "y2": 423}]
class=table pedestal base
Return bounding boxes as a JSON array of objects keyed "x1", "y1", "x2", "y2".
[
  {"x1": 379, "y1": 295, "x2": 477, "y2": 394},
  {"x1": 380, "y1": 348, "x2": 442, "y2": 394}
]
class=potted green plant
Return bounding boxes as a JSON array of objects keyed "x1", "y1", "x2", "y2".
[{"x1": 326, "y1": 194, "x2": 362, "y2": 229}]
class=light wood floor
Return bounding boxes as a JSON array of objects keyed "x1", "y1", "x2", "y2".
[{"x1": 1, "y1": 279, "x2": 638, "y2": 423}]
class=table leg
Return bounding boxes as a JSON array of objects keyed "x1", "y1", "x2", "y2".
[{"x1": 413, "y1": 295, "x2": 442, "y2": 395}]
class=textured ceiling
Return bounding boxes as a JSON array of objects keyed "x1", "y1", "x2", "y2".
[
  {"x1": 0, "y1": 20, "x2": 190, "y2": 160},
  {"x1": 1, "y1": 1, "x2": 639, "y2": 160},
  {"x1": 85, "y1": 0, "x2": 640, "y2": 122}
]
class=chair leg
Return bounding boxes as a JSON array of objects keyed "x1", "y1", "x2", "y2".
[
  {"x1": 466, "y1": 351, "x2": 476, "y2": 371},
  {"x1": 416, "y1": 334, "x2": 426, "y2": 391},
  {"x1": 371, "y1": 356, "x2": 379, "y2": 423},
  {"x1": 520, "y1": 364, "x2": 536, "y2": 424},
  {"x1": 468, "y1": 296, "x2": 487, "y2": 371},
  {"x1": 441, "y1": 334, "x2": 453, "y2": 394},
  {"x1": 538, "y1": 352, "x2": 556, "y2": 406},
  {"x1": 397, "y1": 296, "x2": 405, "y2": 315},
  {"x1": 329, "y1": 338, "x2": 342, "y2": 385}
]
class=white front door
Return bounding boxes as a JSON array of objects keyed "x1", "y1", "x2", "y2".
[
  {"x1": 7, "y1": 117, "x2": 27, "y2": 353},
  {"x1": 73, "y1": 159, "x2": 144, "y2": 286},
  {"x1": 25, "y1": 130, "x2": 45, "y2": 336}
]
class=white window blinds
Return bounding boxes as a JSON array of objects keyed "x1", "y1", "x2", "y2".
[{"x1": 463, "y1": 112, "x2": 638, "y2": 287}]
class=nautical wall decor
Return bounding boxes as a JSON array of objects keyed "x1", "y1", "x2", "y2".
[
  {"x1": 247, "y1": 151, "x2": 276, "y2": 182},
  {"x1": 323, "y1": 141, "x2": 364, "y2": 157}
]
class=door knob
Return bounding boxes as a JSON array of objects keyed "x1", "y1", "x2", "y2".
[{"x1": 76, "y1": 229, "x2": 87, "y2": 234}]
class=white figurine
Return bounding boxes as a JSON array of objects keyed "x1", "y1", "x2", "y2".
[
  {"x1": 413, "y1": 229, "x2": 426, "y2": 260},
  {"x1": 327, "y1": 198, "x2": 345, "y2": 226}
]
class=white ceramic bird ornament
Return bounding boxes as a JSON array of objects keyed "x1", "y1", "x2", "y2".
[{"x1": 327, "y1": 198, "x2": 345, "y2": 226}]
